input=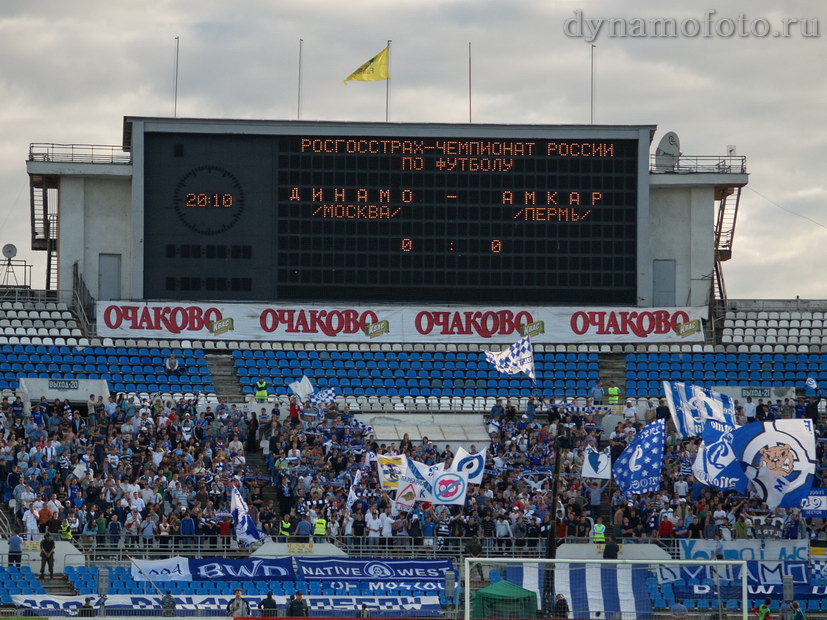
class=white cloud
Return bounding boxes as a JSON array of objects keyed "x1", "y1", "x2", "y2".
[{"x1": 1, "y1": 0, "x2": 825, "y2": 298}]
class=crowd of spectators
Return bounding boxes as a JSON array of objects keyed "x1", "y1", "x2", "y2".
[
  {"x1": 265, "y1": 390, "x2": 827, "y2": 553},
  {"x1": 1, "y1": 393, "x2": 267, "y2": 553},
  {"x1": 0, "y1": 385, "x2": 824, "y2": 558}
]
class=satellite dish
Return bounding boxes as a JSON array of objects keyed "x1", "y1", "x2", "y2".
[
  {"x1": 2, "y1": 244, "x2": 16, "y2": 260},
  {"x1": 653, "y1": 131, "x2": 681, "y2": 171},
  {"x1": 656, "y1": 132, "x2": 681, "y2": 157}
]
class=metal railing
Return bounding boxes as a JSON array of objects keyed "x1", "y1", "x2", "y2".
[
  {"x1": 330, "y1": 535, "x2": 680, "y2": 559},
  {"x1": 650, "y1": 154, "x2": 747, "y2": 174},
  {"x1": 57, "y1": 535, "x2": 256, "y2": 563},
  {"x1": 72, "y1": 265, "x2": 94, "y2": 336},
  {"x1": 28, "y1": 143, "x2": 132, "y2": 165}
]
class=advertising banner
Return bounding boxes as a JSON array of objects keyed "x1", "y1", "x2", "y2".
[
  {"x1": 97, "y1": 301, "x2": 708, "y2": 344},
  {"x1": 295, "y1": 558, "x2": 454, "y2": 582},
  {"x1": 11, "y1": 594, "x2": 441, "y2": 615},
  {"x1": 679, "y1": 539, "x2": 809, "y2": 561},
  {"x1": 130, "y1": 557, "x2": 294, "y2": 581},
  {"x1": 656, "y1": 561, "x2": 809, "y2": 585}
]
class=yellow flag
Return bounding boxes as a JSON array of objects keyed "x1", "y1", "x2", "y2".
[{"x1": 343, "y1": 46, "x2": 389, "y2": 85}]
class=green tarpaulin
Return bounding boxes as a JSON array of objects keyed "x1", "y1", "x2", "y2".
[{"x1": 472, "y1": 579, "x2": 538, "y2": 619}]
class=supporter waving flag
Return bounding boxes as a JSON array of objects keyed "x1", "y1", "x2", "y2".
[
  {"x1": 230, "y1": 486, "x2": 266, "y2": 547},
  {"x1": 581, "y1": 446, "x2": 612, "y2": 480},
  {"x1": 730, "y1": 419, "x2": 817, "y2": 509},
  {"x1": 289, "y1": 374, "x2": 315, "y2": 400},
  {"x1": 309, "y1": 387, "x2": 336, "y2": 407},
  {"x1": 377, "y1": 455, "x2": 407, "y2": 490},
  {"x1": 450, "y1": 446, "x2": 486, "y2": 484},
  {"x1": 346, "y1": 469, "x2": 362, "y2": 511},
  {"x1": 692, "y1": 419, "x2": 749, "y2": 492},
  {"x1": 484, "y1": 336, "x2": 536, "y2": 381},
  {"x1": 662, "y1": 381, "x2": 736, "y2": 438},
  {"x1": 805, "y1": 376, "x2": 819, "y2": 397},
  {"x1": 613, "y1": 419, "x2": 665, "y2": 497}
]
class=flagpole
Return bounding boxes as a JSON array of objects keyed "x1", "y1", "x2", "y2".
[
  {"x1": 385, "y1": 40, "x2": 392, "y2": 122},
  {"x1": 297, "y1": 38, "x2": 304, "y2": 120},
  {"x1": 468, "y1": 42, "x2": 472, "y2": 123},
  {"x1": 127, "y1": 555, "x2": 165, "y2": 596},
  {"x1": 172, "y1": 36, "x2": 180, "y2": 118},
  {"x1": 590, "y1": 44, "x2": 596, "y2": 124}
]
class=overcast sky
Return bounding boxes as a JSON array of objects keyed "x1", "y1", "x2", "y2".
[{"x1": 1, "y1": 0, "x2": 825, "y2": 299}]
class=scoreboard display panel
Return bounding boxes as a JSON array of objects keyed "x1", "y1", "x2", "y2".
[{"x1": 142, "y1": 125, "x2": 642, "y2": 303}]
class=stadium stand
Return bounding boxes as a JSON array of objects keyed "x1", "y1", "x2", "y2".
[
  {"x1": 1, "y1": 296, "x2": 826, "y2": 617},
  {"x1": 0, "y1": 301, "x2": 83, "y2": 346},
  {"x1": 0, "y1": 566, "x2": 46, "y2": 603},
  {"x1": 0, "y1": 344, "x2": 213, "y2": 395},
  {"x1": 232, "y1": 349, "x2": 599, "y2": 398}
]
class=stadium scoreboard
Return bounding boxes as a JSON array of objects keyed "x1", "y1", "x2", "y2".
[{"x1": 142, "y1": 124, "x2": 644, "y2": 303}]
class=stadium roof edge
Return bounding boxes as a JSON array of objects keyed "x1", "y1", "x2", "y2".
[{"x1": 121, "y1": 115, "x2": 657, "y2": 150}]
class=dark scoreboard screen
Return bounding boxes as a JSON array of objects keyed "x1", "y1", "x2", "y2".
[{"x1": 142, "y1": 129, "x2": 640, "y2": 303}]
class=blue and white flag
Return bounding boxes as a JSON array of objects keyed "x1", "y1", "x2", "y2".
[
  {"x1": 613, "y1": 419, "x2": 664, "y2": 497},
  {"x1": 346, "y1": 469, "x2": 362, "y2": 512},
  {"x1": 801, "y1": 488, "x2": 827, "y2": 517},
  {"x1": 692, "y1": 419, "x2": 749, "y2": 492},
  {"x1": 451, "y1": 447, "x2": 486, "y2": 484},
  {"x1": 731, "y1": 419, "x2": 817, "y2": 509},
  {"x1": 230, "y1": 486, "x2": 266, "y2": 547},
  {"x1": 484, "y1": 336, "x2": 536, "y2": 381},
  {"x1": 352, "y1": 417, "x2": 375, "y2": 437},
  {"x1": 805, "y1": 376, "x2": 819, "y2": 397},
  {"x1": 401, "y1": 459, "x2": 441, "y2": 503},
  {"x1": 582, "y1": 446, "x2": 612, "y2": 480},
  {"x1": 554, "y1": 564, "x2": 652, "y2": 619},
  {"x1": 289, "y1": 375, "x2": 315, "y2": 400},
  {"x1": 310, "y1": 387, "x2": 336, "y2": 407},
  {"x1": 663, "y1": 381, "x2": 736, "y2": 438}
]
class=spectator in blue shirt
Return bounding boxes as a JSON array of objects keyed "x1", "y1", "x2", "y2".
[
  {"x1": 11, "y1": 397, "x2": 26, "y2": 420},
  {"x1": 294, "y1": 516, "x2": 312, "y2": 542}
]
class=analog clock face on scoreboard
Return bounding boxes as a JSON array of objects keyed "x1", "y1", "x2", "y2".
[{"x1": 173, "y1": 165, "x2": 245, "y2": 235}]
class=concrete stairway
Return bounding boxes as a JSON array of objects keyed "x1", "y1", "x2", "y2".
[
  {"x1": 598, "y1": 353, "x2": 627, "y2": 402},
  {"x1": 40, "y1": 574, "x2": 77, "y2": 595},
  {"x1": 205, "y1": 353, "x2": 245, "y2": 402}
]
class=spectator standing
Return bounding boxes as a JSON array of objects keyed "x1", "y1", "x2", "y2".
[
  {"x1": 255, "y1": 378, "x2": 269, "y2": 403},
  {"x1": 607, "y1": 382, "x2": 620, "y2": 405},
  {"x1": 670, "y1": 601, "x2": 688, "y2": 619},
  {"x1": 294, "y1": 515, "x2": 312, "y2": 543},
  {"x1": 287, "y1": 592, "x2": 309, "y2": 617},
  {"x1": 805, "y1": 396, "x2": 821, "y2": 424},
  {"x1": 260, "y1": 592, "x2": 278, "y2": 617},
  {"x1": 78, "y1": 598, "x2": 96, "y2": 618},
  {"x1": 39, "y1": 532, "x2": 55, "y2": 579},
  {"x1": 744, "y1": 397, "x2": 757, "y2": 422},
  {"x1": 589, "y1": 381, "x2": 605, "y2": 404},
  {"x1": 655, "y1": 399, "x2": 671, "y2": 421},
  {"x1": 162, "y1": 590, "x2": 177, "y2": 617},
  {"x1": 226, "y1": 589, "x2": 251, "y2": 617},
  {"x1": 603, "y1": 536, "x2": 619, "y2": 559},
  {"x1": 553, "y1": 594, "x2": 569, "y2": 619},
  {"x1": 8, "y1": 530, "x2": 22, "y2": 567}
]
